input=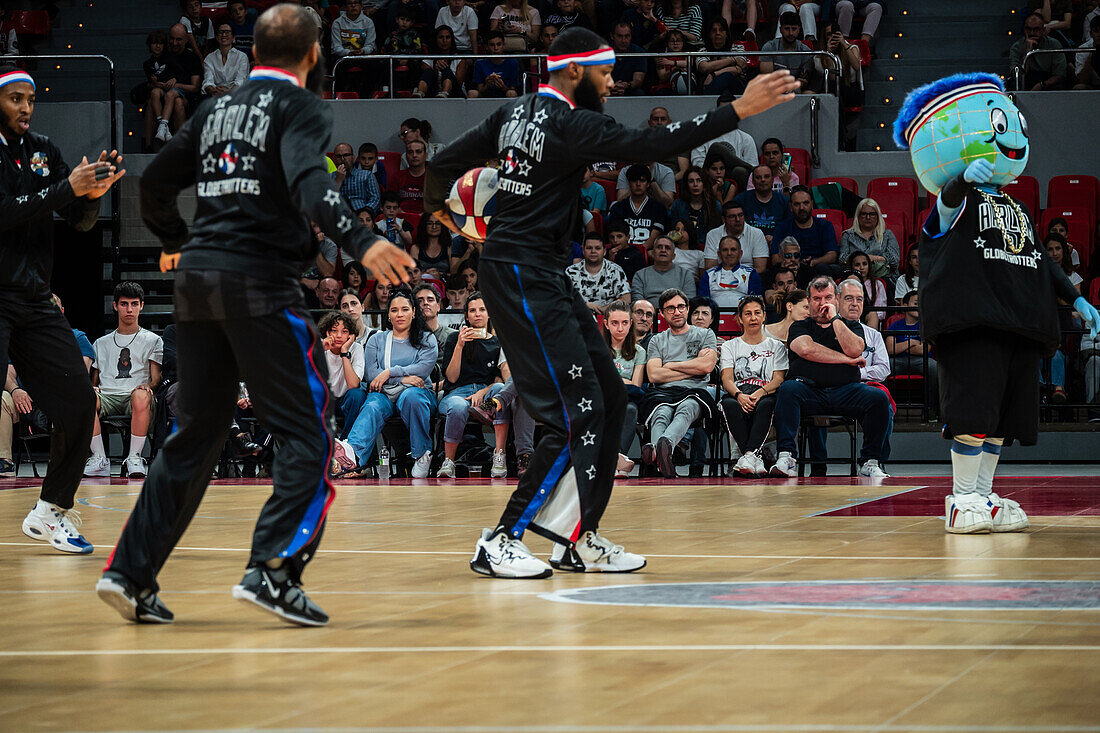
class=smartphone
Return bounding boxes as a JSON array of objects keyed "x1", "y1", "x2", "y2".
[
  {"x1": 782, "y1": 153, "x2": 792, "y2": 170},
  {"x1": 469, "y1": 327, "x2": 488, "y2": 339}
]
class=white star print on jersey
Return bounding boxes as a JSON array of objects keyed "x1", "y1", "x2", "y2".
[
  {"x1": 324, "y1": 189, "x2": 342, "y2": 206},
  {"x1": 581, "y1": 431, "x2": 595, "y2": 446},
  {"x1": 578, "y1": 398, "x2": 592, "y2": 412}
]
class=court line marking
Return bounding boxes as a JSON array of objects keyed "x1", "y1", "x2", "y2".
[
  {"x1": 2, "y1": 541, "x2": 1100, "y2": 561},
  {"x1": 79, "y1": 721, "x2": 1100, "y2": 726},
  {"x1": 3, "y1": 644, "x2": 1100, "y2": 658}
]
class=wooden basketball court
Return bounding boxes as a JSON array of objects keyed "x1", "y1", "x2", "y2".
[{"x1": 1, "y1": 474, "x2": 1098, "y2": 732}]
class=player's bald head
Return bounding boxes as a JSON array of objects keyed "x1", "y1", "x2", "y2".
[{"x1": 254, "y1": 3, "x2": 317, "y2": 69}]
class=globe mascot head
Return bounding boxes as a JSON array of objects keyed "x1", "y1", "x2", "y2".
[{"x1": 893, "y1": 72, "x2": 1029, "y2": 196}]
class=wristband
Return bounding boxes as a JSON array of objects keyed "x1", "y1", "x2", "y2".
[
  {"x1": 341, "y1": 352, "x2": 351, "y2": 359},
  {"x1": 830, "y1": 315, "x2": 842, "y2": 323}
]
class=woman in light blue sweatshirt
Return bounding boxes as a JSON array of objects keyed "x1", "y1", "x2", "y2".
[{"x1": 333, "y1": 289, "x2": 438, "y2": 477}]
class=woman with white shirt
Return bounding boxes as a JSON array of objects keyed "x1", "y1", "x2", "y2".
[
  {"x1": 339, "y1": 289, "x2": 377, "y2": 346},
  {"x1": 202, "y1": 23, "x2": 250, "y2": 97},
  {"x1": 318, "y1": 311, "x2": 368, "y2": 439},
  {"x1": 720, "y1": 295, "x2": 787, "y2": 475}
]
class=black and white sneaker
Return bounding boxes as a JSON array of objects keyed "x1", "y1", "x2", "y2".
[
  {"x1": 96, "y1": 570, "x2": 174, "y2": 623},
  {"x1": 470, "y1": 528, "x2": 553, "y2": 578},
  {"x1": 232, "y1": 565, "x2": 329, "y2": 627},
  {"x1": 548, "y1": 542, "x2": 586, "y2": 572}
]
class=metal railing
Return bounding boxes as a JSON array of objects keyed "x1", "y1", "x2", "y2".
[
  {"x1": 6, "y1": 54, "x2": 120, "y2": 286},
  {"x1": 332, "y1": 49, "x2": 842, "y2": 98},
  {"x1": 1013, "y1": 48, "x2": 1075, "y2": 90}
]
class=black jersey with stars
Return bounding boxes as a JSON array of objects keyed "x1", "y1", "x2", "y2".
[
  {"x1": 919, "y1": 186, "x2": 1078, "y2": 351},
  {"x1": 140, "y1": 67, "x2": 383, "y2": 283},
  {"x1": 0, "y1": 130, "x2": 99, "y2": 300},
  {"x1": 424, "y1": 85, "x2": 744, "y2": 273}
]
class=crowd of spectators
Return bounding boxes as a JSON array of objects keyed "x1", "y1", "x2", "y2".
[{"x1": 1010, "y1": 2, "x2": 1100, "y2": 91}]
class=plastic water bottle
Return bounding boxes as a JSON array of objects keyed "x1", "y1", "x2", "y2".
[{"x1": 378, "y1": 445, "x2": 390, "y2": 479}]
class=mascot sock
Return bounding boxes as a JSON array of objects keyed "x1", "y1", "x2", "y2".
[
  {"x1": 976, "y1": 437, "x2": 1004, "y2": 496},
  {"x1": 950, "y1": 435, "x2": 984, "y2": 496}
]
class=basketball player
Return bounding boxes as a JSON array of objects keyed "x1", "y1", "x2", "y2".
[
  {"x1": 424, "y1": 27, "x2": 800, "y2": 578},
  {"x1": 96, "y1": 4, "x2": 414, "y2": 626},
  {"x1": 0, "y1": 65, "x2": 124, "y2": 554}
]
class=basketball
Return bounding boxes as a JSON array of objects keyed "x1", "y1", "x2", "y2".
[{"x1": 445, "y1": 166, "x2": 498, "y2": 241}]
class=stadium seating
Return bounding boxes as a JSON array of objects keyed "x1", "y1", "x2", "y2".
[
  {"x1": 596, "y1": 177, "x2": 619, "y2": 205},
  {"x1": 812, "y1": 209, "x2": 845, "y2": 243},
  {"x1": 787, "y1": 148, "x2": 811, "y2": 187},
  {"x1": 810, "y1": 177, "x2": 858, "y2": 196},
  {"x1": 376, "y1": 151, "x2": 402, "y2": 189},
  {"x1": 1001, "y1": 175, "x2": 1039, "y2": 215},
  {"x1": 1040, "y1": 207, "x2": 1094, "y2": 250},
  {"x1": 1047, "y1": 174, "x2": 1099, "y2": 214},
  {"x1": 867, "y1": 177, "x2": 918, "y2": 220}
]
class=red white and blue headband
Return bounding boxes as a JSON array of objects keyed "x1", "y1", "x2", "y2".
[
  {"x1": 546, "y1": 47, "x2": 615, "y2": 72},
  {"x1": 0, "y1": 70, "x2": 35, "y2": 91},
  {"x1": 901, "y1": 81, "x2": 1002, "y2": 147},
  {"x1": 248, "y1": 66, "x2": 302, "y2": 86}
]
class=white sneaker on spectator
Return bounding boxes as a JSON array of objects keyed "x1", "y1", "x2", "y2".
[
  {"x1": 770, "y1": 451, "x2": 797, "y2": 478},
  {"x1": 749, "y1": 452, "x2": 767, "y2": 476},
  {"x1": 986, "y1": 492, "x2": 1029, "y2": 532},
  {"x1": 858, "y1": 459, "x2": 890, "y2": 479},
  {"x1": 330, "y1": 439, "x2": 358, "y2": 474},
  {"x1": 411, "y1": 450, "x2": 432, "y2": 478},
  {"x1": 22, "y1": 500, "x2": 94, "y2": 554},
  {"x1": 436, "y1": 458, "x2": 456, "y2": 478},
  {"x1": 615, "y1": 453, "x2": 634, "y2": 477},
  {"x1": 733, "y1": 453, "x2": 756, "y2": 476},
  {"x1": 84, "y1": 454, "x2": 110, "y2": 478},
  {"x1": 573, "y1": 530, "x2": 646, "y2": 572},
  {"x1": 124, "y1": 454, "x2": 147, "y2": 478},
  {"x1": 469, "y1": 528, "x2": 552, "y2": 578},
  {"x1": 490, "y1": 449, "x2": 507, "y2": 478},
  {"x1": 945, "y1": 493, "x2": 993, "y2": 534},
  {"x1": 155, "y1": 119, "x2": 171, "y2": 143}
]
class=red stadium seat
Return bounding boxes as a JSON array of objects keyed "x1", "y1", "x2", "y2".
[
  {"x1": 334, "y1": 91, "x2": 359, "y2": 100},
  {"x1": 375, "y1": 151, "x2": 402, "y2": 192},
  {"x1": 812, "y1": 209, "x2": 845, "y2": 243},
  {"x1": 597, "y1": 177, "x2": 619, "y2": 204},
  {"x1": 867, "y1": 177, "x2": 918, "y2": 219},
  {"x1": 322, "y1": 90, "x2": 333, "y2": 99},
  {"x1": 590, "y1": 210, "x2": 603, "y2": 235},
  {"x1": 1089, "y1": 278, "x2": 1100, "y2": 307},
  {"x1": 656, "y1": 314, "x2": 669, "y2": 332},
  {"x1": 10, "y1": 10, "x2": 49, "y2": 38},
  {"x1": 787, "y1": 147, "x2": 811, "y2": 187},
  {"x1": 1040, "y1": 207, "x2": 1094, "y2": 250},
  {"x1": 402, "y1": 211, "x2": 421, "y2": 231},
  {"x1": 810, "y1": 176, "x2": 858, "y2": 196},
  {"x1": 880, "y1": 208, "x2": 912, "y2": 248},
  {"x1": 718, "y1": 313, "x2": 742, "y2": 335},
  {"x1": 1047, "y1": 174, "x2": 1099, "y2": 213},
  {"x1": 853, "y1": 38, "x2": 871, "y2": 67},
  {"x1": 1000, "y1": 175, "x2": 1039, "y2": 216}
]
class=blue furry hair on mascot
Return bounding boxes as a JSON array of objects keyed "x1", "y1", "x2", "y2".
[{"x1": 893, "y1": 72, "x2": 1029, "y2": 195}]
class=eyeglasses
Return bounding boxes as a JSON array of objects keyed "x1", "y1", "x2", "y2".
[
  {"x1": 782, "y1": 251, "x2": 799, "y2": 259},
  {"x1": 858, "y1": 211, "x2": 877, "y2": 217},
  {"x1": 399, "y1": 129, "x2": 412, "y2": 136},
  {"x1": 217, "y1": 29, "x2": 232, "y2": 35},
  {"x1": 633, "y1": 310, "x2": 653, "y2": 318},
  {"x1": 662, "y1": 304, "x2": 688, "y2": 313}
]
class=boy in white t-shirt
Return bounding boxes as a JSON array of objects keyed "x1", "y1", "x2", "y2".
[
  {"x1": 87, "y1": 283, "x2": 164, "y2": 478},
  {"x1": 436, "y1": 0, "x2": 479, "y2": 51},
  {"x1": 318, "y1": 311, "x2": 368, "y2": 439}
]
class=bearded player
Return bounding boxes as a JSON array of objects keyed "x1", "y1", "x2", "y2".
[
  {"x1": 420, "y1": 27, "x2": 799, "y2": 578},
  {"x1": 0, "y1": 65, "x2": 124, "y2": 554},
  {"x1": 894, "y1": 73, "x2": 1099, "y2": 534}
]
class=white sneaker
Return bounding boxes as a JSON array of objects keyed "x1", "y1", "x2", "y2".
[
  {"x1": 436, "y1": 457, "x2": 456, "y2": 478},
  {"x1": 749, "y1": 452, "x2": 767, "y2": 476},
  {"x1": 615, "y1": 453, "x2": 635, "y2": 478},
  {"x1": 330, "y1": 439, "x2": 358, "y2": 474},
  {"x1": 155, "y1": 119, "x2": 171, "y2": 142},
  {"x1": 770, "y1": 451, "x2": 797, "y2": 478},
  {"x1": 469, "y1": 528, "x2": 552, "y2": 578},
  {"x1": 22, "y1": 500, "x2": 94, "y2": 554},
  {"x1": 987, "y1": 492, "x2": 1029, "y2": 532},
  {"x1": 84, "y1": 453, "x2": 110, "y2": 477},
  {"x1": 733, "y1": 453, "x2": 756, "y2": 476},
  {"x1": 945, "y1": 493, "x2": 993, "y2": 534},
  {"x1": 490, "y1": 449, "x2": 507, "y2": 478},
  {"x1": 411, "y1": 450, "x2": 432, "y2": 478},
  {"x1": 858, "y1": 459, "x2": 890, "y2": 479},
  {"x1": 571, "y1": 530, "x2": 646, "y2": 572},
  {"x1": 123, "y1": 454, "x2": 147, "y2": 478}
]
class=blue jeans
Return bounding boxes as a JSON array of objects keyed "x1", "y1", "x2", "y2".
[
  {"x1": 346, "y1": 387, "x2": 436, "y2": 463},
  {"x1": 775, "y1": 379, "x2": 891, "y2": 463},
  {"x1": 439, "y1": 382, "x2": 507, "y2": 444},
  {"x1": 337, "y1": 387, "x2": 368, "y2": 439},
  {"x1": 1042, "y1": 349, "x2": 1066, "y2": 388}
]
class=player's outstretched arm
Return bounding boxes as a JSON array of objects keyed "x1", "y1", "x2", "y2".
[
  {"x1": 568, "y1": 70, "x2": 800, "y2": 165},
  {"x1": 141, "y1": 118, "x2": 199, "y2": 260}
]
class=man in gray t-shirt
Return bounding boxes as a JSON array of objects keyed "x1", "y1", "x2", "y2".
[
  {"x1": 630, "y1": 236, "x2": 696, "y2": 303},
  {"x1": 642, "y1": 289, "x2": 718, "y2": 477}
]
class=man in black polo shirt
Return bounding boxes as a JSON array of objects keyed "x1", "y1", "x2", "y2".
[{"x1": 770, "y1": 275, "x2": 892, "y2": 478}]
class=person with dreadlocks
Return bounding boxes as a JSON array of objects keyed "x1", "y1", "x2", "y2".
[
  {"x1": 418, "y1": 26, "x2": 800, "y2": 578},
  {"x1": 0, "y1": 65, "x2": 125, "y2": 555}
]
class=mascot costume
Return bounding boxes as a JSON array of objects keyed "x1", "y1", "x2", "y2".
[{"x1": 893, "y1": 72, "x2": 1099, "y2": 534}]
